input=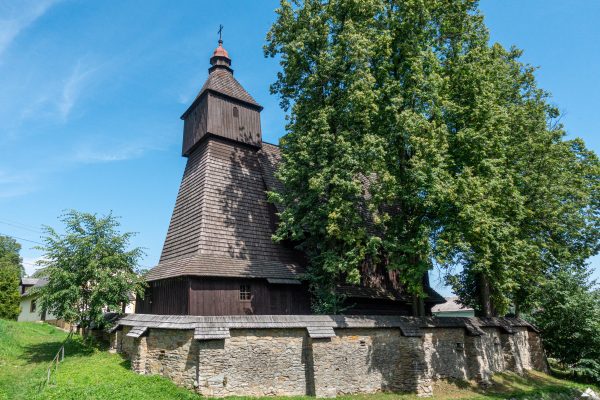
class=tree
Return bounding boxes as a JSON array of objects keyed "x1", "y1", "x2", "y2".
[
  {"x1": 439, "y1": 43, "x2": 600, "y2": 316},
  {"x1": 266, "y1": 0, "x2": 600, "y2": 316},
  {"x1": 528, "y1": 268, "x2": 600, "y2": 367},
  {"x1": 36, "y1": 210, "x2": 145, "y2": 332},
  {"x1": 0, "y1": 235, "x2": 23, "y2": 320},
  {"x1": 265, "y1": 0, "x2": 391, "y2": 313}
]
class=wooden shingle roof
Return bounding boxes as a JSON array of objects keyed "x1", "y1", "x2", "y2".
[
  {"x1": 114, "y1": 314, "x2": 539, "y2": 339},
  {"x1": 196, "y1": 68, "x2": 260, "y2": 108},
  {"x1": 146, "y1": 254, "x2": 302, "y2": 281},
  {"x1": 146, "y1": 137, "x2": 304, "y2": 282}
]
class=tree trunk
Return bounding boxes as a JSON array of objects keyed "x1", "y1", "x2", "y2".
[
  {"x1": 411, "y1": 295, "x2": 419, "y2": 317},
  {"x1": 478, "y1": 273, "x2": 493, "y2": 317}
]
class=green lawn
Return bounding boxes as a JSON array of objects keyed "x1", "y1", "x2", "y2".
[{"x1": 0, "y1": 319, "x2": 596, "y2": 400}]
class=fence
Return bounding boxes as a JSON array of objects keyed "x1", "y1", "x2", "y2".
[{"x1": 38, "y1": 330, "x2": 74, "y2": 391}]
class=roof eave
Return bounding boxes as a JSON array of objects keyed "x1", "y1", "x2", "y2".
[{"x1": 180, "y1": 89, "x2": 263, "y2": 120}]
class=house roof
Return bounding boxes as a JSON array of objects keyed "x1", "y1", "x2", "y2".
[
  {"x1": 20, "y1": 277, "x2": 47, "y2": 297},
  {"x1": 432, "y1": 297, "x2": 474, "y2": 313},
  {"x1": 21, "y1": 277, "x2": 40, "y2": 286}
]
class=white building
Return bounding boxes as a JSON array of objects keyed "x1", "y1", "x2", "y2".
[
  {"x1": 17, "y1": 277, "x2": 136, "y2": 323},
  {"x1": 17, "y1": 278, "x2": 57, "y2": 322}
]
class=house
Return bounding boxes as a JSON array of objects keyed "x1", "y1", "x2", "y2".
[
  {"x1": 432, "y1": 296, "x2": 475, "y2": 317},
  {"x1": 17, "y1": 277, "x2": 54, "y2": 322},
  {"x1": 136, "y1": 39, "x2": 445, "y2": 316}
]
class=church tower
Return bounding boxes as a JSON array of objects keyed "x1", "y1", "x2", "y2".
[
  {"x1": 138, "y1": 39, "x2": 311, "y2": 316},
  {"x1": 180, "y1": 38, "x2": 263, "y2": 155}
]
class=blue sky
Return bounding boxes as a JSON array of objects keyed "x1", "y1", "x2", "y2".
[{"x1": 0, "y1": 0, "x2": 598, "y2": 296}]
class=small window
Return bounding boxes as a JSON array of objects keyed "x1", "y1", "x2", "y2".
[
  {"x1": 232, "y1": 106, "x2": 239, "y2": 118},
  {"x1": 30, "y1": 299, "x2": 37, "y2": 313},
  {"x1": 240, "y1": 285, "x2": 251, "y2": 301}
]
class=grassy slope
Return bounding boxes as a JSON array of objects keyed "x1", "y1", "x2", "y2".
[
  {"x1": 0, "y1": 319, "x2": 197, "y2": 400},
  {"x1": 0, "y1": 319, "x2": 596, "y2": 400}
]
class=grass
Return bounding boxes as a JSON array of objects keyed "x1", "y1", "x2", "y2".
[
  {"x1": 0, "y1": 319, "x2": 198, "y2": 400},
  {"x1": 0, "y1": 319, "x2": 597, "y2": 400}
]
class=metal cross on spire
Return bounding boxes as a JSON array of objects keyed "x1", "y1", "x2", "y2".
[{"x1": 217, "y1": 24, "x2": 223, "y2": 44}]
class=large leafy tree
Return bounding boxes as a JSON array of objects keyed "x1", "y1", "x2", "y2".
[
  {"x1": 439, "y1": 43, "x2": 600, "y2": 316},
  {"x1": 0, "y1": 235, "x2": 22, "y2": 320},
  {"x1": 266, "y1": 0, "x2": 390, "y2": 313},
  {"x1": 36, "y1": 210, "x2": 145, "y2": 332},
  {"x1": 266, "y1": 0, "x2": 600, "y2": 315}
]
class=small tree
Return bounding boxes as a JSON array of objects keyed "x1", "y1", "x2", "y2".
[
  {"x1": 528, "y1": 267, "x2": 600, "y2": 366},
  {"x1": 0, "y1": 235, "x2": 22, "y2": 320},
  {"x1": 36, "y1": 210, "x2": 145, "y2": 332}
]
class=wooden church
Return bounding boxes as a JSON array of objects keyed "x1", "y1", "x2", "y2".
[{"x1": 136, "y1": 39, "x2": 445, "y2": 316}]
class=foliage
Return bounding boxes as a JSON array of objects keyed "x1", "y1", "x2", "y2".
[
  {"x1": 572, "y1": 359, "x2": 600, "y2": 385},
  {"x1": 528, "y1": 268, "x2": 600, "y2": 368},
  {"x1": 265, "y1": 0, "x2": 600, "y2": 315},
  {"x1": 0, "y1": 235, "x2": 23, "y2": 320},
  {"x1": 35, "y1": 210, "x2": 146, "y2": 331}
]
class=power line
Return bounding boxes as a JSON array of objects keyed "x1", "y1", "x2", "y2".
[
  {"x1": 0, "y1": 220, "x2": 42, "y2": 234},
  {"x1": 0, "y1": 232, "x2": 44, "y2": 246},
  {"x1": 0, "y1": 217, "x2": 42, "y2": 232}
]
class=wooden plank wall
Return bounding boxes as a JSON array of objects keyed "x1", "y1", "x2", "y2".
[
  {"x1": 207, "y1": 94, "x2": 262, "y2": 147},
  {"x1": 135, "y1": 277, "x2": 189, "y2": 315},
  {"x1": 188, "y1": 277, "x2": 311, "y2": 316},
  {"x1": 182, "y1": 95, "x2": 208, "y2": 156}
]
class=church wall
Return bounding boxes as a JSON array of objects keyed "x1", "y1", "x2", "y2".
[
  {"x1": 114, "y1": 322, "x2": 547, "y2": 398},
  {"x1": 199, "y1": 137, "x2": 291, "y2": 260},
  {"x1": 189, "y1": 277, "x2": 311, "y2": 315},
  {"x1": 135, "y1": 277, "x2": 189, "y2": 315}
]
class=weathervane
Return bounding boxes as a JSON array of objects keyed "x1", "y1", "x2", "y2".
[{"x1": 218, "y1": 24, "x2": 223, "y2": 44}]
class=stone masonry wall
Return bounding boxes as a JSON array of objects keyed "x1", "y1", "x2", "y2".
[
  {"x1": 146, "y1": 329, "x2": 198, "y2": 388},
  {"x1": 114, "y1": 325, "x2": 547, "y2": 398},
  {"x1": 198, "y1": 329, "x2": 309, "y2": 397}
]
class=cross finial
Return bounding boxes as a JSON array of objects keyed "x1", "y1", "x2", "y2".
[{"x1": 217, "y1": 24, "x2": 223, "y2": 44}]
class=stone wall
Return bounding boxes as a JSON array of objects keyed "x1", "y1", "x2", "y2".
[
  {"x1": 111, "y1": 316, "x2": 547, "y2": 398},
  {"x1": 198, "y1": 329, "x2": 309, "y2": 396}
]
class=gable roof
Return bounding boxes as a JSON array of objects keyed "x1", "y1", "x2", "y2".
[{"x1": 432, "y1": 297, "x2": 474, "y2": 313}]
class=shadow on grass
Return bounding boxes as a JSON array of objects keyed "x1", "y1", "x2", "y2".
[
  {"x1": 484, "y1": 371, "x2": 581, "y2": 398},
  {"x1": 429, "y1": 371, "x2": 582, "y2": 400},
  {"x1": 22, "y1": 335, "x2": 107, "y2": 364}
]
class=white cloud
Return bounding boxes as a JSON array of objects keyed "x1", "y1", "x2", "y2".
[
  {"x1": 58, "y1": 60, "x2": 99, "y2": 120},
  {"x1": 8, "y1": 58, "x2": 101, "y2": 124},
  {"x1": 74, "y1": 145, "x2": 148, "y2": 163},
  {"x1": 72, "y1": 135, "x2": 169, "y2": 164},
  {"x1": 0, "y1": 0, "x2": 60, "y2": 59},
  {"x1": 0, "y1": 170, "x2": 36, "y2": 198}
]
